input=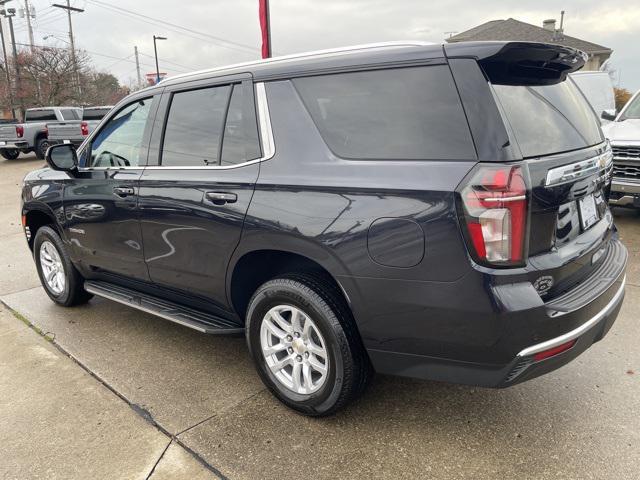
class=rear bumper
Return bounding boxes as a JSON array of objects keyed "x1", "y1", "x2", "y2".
[
  {"x1": 610, "y1": 178, "x2": 640, "y2": 207},
  {"x1": 0, "y1": 141, "x2": 29, "y2": 150},
  {"x1": 366, "y1": 238, "x2": 627, "y2": 387}
]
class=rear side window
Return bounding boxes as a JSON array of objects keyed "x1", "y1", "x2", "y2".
[
  {"x1": 161, "y1": 83, "x2": 261, "y2": 167},
  {"x1": 162, "y1": 85, "x2": 231, "y2": 167},
  {"x1": 61, "y1": 109, "x2": 80, "y2": 121},
  {"x1": 492, "y1": 80, "x2": 604, "y2": 158},
  {"x1": 221, "y1": 84, "x2": 261, "y2": 166},
  {"x1": 292, "y1": 66, "x2": 476, "y2": 160},
  {"x1": 83, "y1": 108, "x2": 111, "y2": 120},
  {"x1": 25, "y1": 109, "x2": 57, "y2": 122}
]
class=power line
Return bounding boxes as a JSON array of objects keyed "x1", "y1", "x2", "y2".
[
  {"x1": 85, "y1": 0, "x2": 260, "y2": 55},
  {"x1": 137, "y1": 51, "x2": 204, "y2": 71}
]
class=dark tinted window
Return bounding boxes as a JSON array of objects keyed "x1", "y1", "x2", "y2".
[
  {"x1": 493, "y1": 80, "x2": 604, "y2": 158},
  {"x1": 293, "y1": 66, "x2": 476, "y2": 160},
  {"x1": 25, "y1": 109, "x2": 57, "y2": 122},
  {"x1": 221, "y1": 84, "x2": 261, "y2": 165},
  {"x1": 90, "y1": 98, "x2": 153, "y2": 167},
  {"x1": 61, "y1": 109, "x2": 80, "y2": 120},
  {"x1": 83, "y1": 108, "x2": 111, "y2": 120},
  {"x1": 162, "y1": 85, "x2": 231, "y2": 167}
]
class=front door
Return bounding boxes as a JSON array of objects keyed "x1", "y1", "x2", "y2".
[
  {"x1": 64, "y1": 95, "x2": 160, "y2": 282},
  {"x1": 138, "y1": 78, "x2": 262, "y2": 311}
]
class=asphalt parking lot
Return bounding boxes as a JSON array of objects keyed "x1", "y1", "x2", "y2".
[{"x1": 1, "y1": 154, "x2": 639, "y2": 480}]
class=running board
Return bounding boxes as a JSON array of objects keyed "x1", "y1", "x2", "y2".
[{"x1": 84, "y1": 280, "x2": 244, "y2": 334}]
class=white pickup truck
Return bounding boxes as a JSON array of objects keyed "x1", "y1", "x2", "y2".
[
  {"x1": 46, "y1": 106, "x2": 113, "y2": 148},
  {"x1": 0, "y1": 106, "x2": 82, "y2": 160},
  {"x1": 602, "y1": 90, "x2": 640, "y2": 208}
]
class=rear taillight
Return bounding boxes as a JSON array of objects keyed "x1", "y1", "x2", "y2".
[
  {"x1": 80, "y1": 121, "x2": 89, "y2": 136},
  {"x1": 458, "y1": 164, "x2": 528, "y2": 267},
  {"x1": 15, "y1": 125, "x2": 23, "y2": 138}
]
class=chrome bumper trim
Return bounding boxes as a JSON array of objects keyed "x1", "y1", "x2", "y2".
[{"x1": 517, "y1": 276, "x2": 626, "y2": 358}]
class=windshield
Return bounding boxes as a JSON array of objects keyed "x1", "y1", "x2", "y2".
[
  {"x1": 621, "y1": 93, "x2": 640, "y2": 120},
  {"x1": 493, "y1": 79, "x2": 604, "y2": 158}
]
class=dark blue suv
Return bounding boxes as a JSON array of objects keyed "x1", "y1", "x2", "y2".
[{"x1": 22, "y1": 41, "x2": 627, "y2": 415}]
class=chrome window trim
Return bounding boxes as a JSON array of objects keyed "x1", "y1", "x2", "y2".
[
  {"x1": 517, "y1": 276, "x2": 626, "y2": 358},
  {"x1": 78, "y1": 81, "x2": 275, "y2": 172}
]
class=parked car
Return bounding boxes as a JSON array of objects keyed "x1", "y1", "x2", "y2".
[
  {"x1": 21, "y1": 41, "x2": 627, "y2": 416},
  {"x1": 569, "y1": 71, "x2": 616, "y2": 124},
  {"x1": 0, "y1": 107, "x2": 82, "y2": 160},
  {"x1": 602, "y1": 89, "x2": 640, "y2": 208},
  {"x1": 47, "y1": 106, "x2": 113, "y2": 148}
]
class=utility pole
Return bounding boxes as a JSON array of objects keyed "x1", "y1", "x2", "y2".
[
  {"x1": 52, "y1": 1, "x2": 83, "y2": 96},
  {"x1": 0, "y1": 14, "x2": 15, "y2": 118},
  {"x1": 134, "y1": 45, "x2": 142, "y2": 88},
  {"x1": 1, "y1": 7, "x2": 22, "y2": 120},
  {"x1": 23, "y1": 0, "x2": 34, "y2": 52}
]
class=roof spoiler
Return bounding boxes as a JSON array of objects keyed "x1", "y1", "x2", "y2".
[{"x1": 444, "y1": 41, "x2": 588, "y2": 86}]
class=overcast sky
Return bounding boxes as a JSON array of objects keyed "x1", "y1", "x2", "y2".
[{"x1": 7, "y1": 0, "x2": 640, "y2": 91}]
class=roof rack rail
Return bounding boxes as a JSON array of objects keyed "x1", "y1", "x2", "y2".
[{"x1": 161, "y1": 40, "x2": 435, "y2": 84}]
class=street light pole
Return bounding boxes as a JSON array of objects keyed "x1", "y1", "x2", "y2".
[{"x1": 153, "y1": 35, "x2": 166, "y2": 84}]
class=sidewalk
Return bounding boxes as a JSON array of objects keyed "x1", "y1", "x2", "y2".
[{"x1": 0, "y1": 304, "x2": 215, "y2": 480}]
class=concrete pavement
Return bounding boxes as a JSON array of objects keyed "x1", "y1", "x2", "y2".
[{"x1": 1, "y1": 155, "x2": 639, "y2": 479}]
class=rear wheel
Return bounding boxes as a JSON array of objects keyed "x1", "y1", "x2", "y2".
[
  {"x1": 33, "y1": 226, "x2": 92, "y2": 306},
  {"x1": 246, "y1": 273, "x2": 372, "y2": 416},
  {"x1": 35, "y1": 137, "x2": 50, "y2": 160},
  {"x1": 0, "y1": 149, "x2": 19, "y2": 160}
]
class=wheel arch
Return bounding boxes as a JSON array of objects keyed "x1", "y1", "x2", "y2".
[
  {"x1": 228, "y1": 247, "x2": 353, "y2": 322},
  {"x1": 23, "y1": 205, "x2": 61, "y2": 250}
]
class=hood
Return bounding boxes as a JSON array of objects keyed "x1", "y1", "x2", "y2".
[{"x1": 602, "y1": 119, "x2": 640, "y2": 142}]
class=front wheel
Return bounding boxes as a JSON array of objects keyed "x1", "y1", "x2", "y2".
[
  {"x1": 33, "y1": 226, "x2": 92, "y2": 306},
  {"x1": 246, "y1": 273, "x2": 372, "y2": 416},
  {"x1": 0, "y1": 149, "x2": 19, "y2": 160}
]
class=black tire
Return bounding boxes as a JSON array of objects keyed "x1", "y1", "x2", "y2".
[
  {"x1": 0, "y1": 149, "x2": 19, "y2": 160},
  {"x1": 246, "y1": 272, "x2": 373, "y2": 416},
  {"x1": 35, "y1": 137, "x2": 50, "y2": 160},
  {"x1": 33, "y1": 226, "x2": 93, "y2": 307}
]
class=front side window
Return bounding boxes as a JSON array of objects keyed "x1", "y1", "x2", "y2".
[
  {"x1": 90, "y1": 98, "x2": 153, "y2": 167},
  {"x1": 293, "y1": 66, "x2": 476, "y2": 160}
]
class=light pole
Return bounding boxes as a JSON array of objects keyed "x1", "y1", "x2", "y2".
[{"x1": 153, "y1": 35, "x2": 166, "y2": 84}]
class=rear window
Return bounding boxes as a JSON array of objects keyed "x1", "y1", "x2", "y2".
[
  {"x1": 293, "y1": 66, "x2": 476, "y2": 160},
  {"x1": 83, "y1": 108, "x2": 111, "y2": 121},
  {"x1": 25, "y1": 110, "x2": 57, "y2": 122},
  {"x1": 493, "y1": 80, "x2": 604, "y2": 158}
]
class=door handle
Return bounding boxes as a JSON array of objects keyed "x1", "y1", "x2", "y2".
[
  {"x1": 205, "y1": 192, "x2": 237, "y2": 205},
  {"x1": 113, "y1": 186, "x2": 135, "y2": 197}
]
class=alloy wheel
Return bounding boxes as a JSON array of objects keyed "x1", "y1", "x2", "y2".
[{"x1": 260, "y1": 305, "x2": 329, "y2": 395}]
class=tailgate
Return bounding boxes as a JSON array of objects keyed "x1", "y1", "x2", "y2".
[
  {"x1": 0, "y1": 125, "x2": 18, "y2": 141},
  {"x1": 47, "y1": 122, "x2": 83, "y2": 141}
]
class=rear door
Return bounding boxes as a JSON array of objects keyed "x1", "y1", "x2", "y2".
[{"x1": 138, "y1": 75, "x2": 262, "y2": 311}]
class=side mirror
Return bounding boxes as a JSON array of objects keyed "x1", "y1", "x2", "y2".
[
  {"x1": 46, "y1": 143, "x2": 78, "y2": 171},
  {"x1": 601, "y1": 109, "x2": 617, "y2": 121}
]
